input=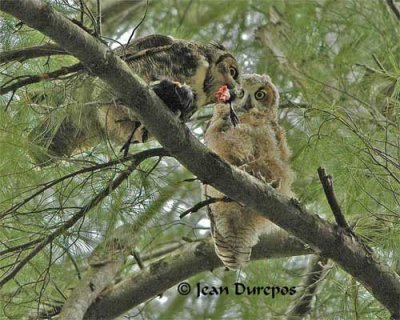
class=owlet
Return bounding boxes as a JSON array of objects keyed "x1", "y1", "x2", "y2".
[{"x1": 205, "y1": 73, "x2": 295, "y2": 270}]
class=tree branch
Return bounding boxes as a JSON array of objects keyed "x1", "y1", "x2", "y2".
[
  {"x1": 1, "y1": 1, "x2": 400, "y2": 318},
  {"x1": 179, "y1": 196, "x2": 232, "y2": 219},
  {"x1": 0, "y1": 147, "x2": 168, "y2": 221},
  {"x1": 0, "y1": 62, "x2": 82, "y2": 95},
  {"x1": 386, "y1": 0, "x2": 400, "y2": 20},
  {"x1": 285, "y1": 256, "x2": 333, "y2": 320},
  {"x1": 0, "y1": 43, "x2": 67, "y2": 64},
  {"x1": 317, "y1": 167, "x2": 352, "y2": 231},
  {"x1": 84, "y1": 232, "x2": 309, "y2": 319},
  {"x1": 59, "y1": 224, "x2": 137, "y2": 320},
  {"x1": 0, "y1": 148, "x2": 164, "y2": 289}
]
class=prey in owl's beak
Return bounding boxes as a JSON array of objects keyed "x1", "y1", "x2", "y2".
[{"x1": 215, "y1": 85, "x2": 240, "y2": 126}]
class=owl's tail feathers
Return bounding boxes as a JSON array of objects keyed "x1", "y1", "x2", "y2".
[
  {"x1": 208, "y1": 203, "x2": 270, "y2": 270},
  {"x1": 212, "y1": 230, "x2": 254, "y2": 270}
]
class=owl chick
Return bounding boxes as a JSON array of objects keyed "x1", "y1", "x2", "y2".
[
  {"x1": 29, "y1": 34, "x2": 241, "y2": 164},
  {"x1": 205, "y1": 73, "x2": 295, "y2": 270}
]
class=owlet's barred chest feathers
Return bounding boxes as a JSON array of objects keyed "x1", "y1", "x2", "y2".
[
  {"x1": 29, "y1": 35, "x2": 241, "y2": 164},
  {"x1": 205, "y1": 74, "x2": 295, "y2": 270}
]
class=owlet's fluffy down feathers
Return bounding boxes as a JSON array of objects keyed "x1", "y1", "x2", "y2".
[{"x1": 205, "y1": 73, "x2": 295, "y2": 270}]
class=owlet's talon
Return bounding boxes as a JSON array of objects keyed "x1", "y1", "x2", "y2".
[{"x1": 269, "y1": 179, "x2": 281, "y2": 189}]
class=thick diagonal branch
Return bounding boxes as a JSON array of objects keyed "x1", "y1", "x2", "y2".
[
  {"x1": 1, "y1": 1, "x2": 400, "y2": 318},
  {"x1": 84, "y1": 232, "x2": 308, "y2": 319},
  {"x1": 32, "y1": 232, "x2": 309, "y2": 319}
]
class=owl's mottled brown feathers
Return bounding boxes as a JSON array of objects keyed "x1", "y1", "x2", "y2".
[
  {"x1": 29, "y1": 35, "x2": 241, "y2": 164},
  {"x1": 205, "y1": 73, "x2": 295, "y2": 270}
]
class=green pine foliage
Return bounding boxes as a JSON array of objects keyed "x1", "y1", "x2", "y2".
[{"x1": 0, "y1": 0, "x2": 399, "y2": 319}]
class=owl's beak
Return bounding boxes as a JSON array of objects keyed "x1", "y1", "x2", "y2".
[
  {"x1": 227, "y1": 88, "x2": 236, "y2": 103},
  {"x1": 242, "y1": 95, "x2": 252, "y2": 111},
  {"x1": 227, "y1": 84, "x2": 244, "y2": 104}
]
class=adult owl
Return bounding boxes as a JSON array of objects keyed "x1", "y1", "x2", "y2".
[
  {"x1": 29, "y1": 35, "x2": 241, "y2": 164},
  {"x1": 205, "y1": 73, "x2": 295, "y2": 270}
]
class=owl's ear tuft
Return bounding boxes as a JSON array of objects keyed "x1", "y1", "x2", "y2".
[{"x1": 209, "y1": 42, "x2": 227, "y2": 51}]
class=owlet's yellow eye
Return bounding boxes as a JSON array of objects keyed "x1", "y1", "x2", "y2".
[{"x1": 255, "y1": 90, "x2": 266, "y2": 100}]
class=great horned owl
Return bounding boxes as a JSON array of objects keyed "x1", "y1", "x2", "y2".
[
  {"x1": 205, "y1": 73, "x2": 295, "y2": 270},
  {"x1": 29, "y1": 34, "x2": 241, "y2": 164}
]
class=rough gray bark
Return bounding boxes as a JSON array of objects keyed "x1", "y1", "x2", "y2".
[
  {"x1": 59, "y1": 225, "x2": 137, "y2": 320},
  {"x1": 84, "y1": 232, "x2": 308, "y2": 319},
  {"x1": 1, "y1": 1, "x2": 400, "y2": 318}
]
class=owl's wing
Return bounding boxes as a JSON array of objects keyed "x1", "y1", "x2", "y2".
[{"x1": 113, "y1": 35, "x2": 175, "y2": 62}]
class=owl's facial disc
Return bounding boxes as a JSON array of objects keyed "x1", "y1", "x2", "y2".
[{"x1": 208, "y1": 55, "x2": 241, "y2": 103}]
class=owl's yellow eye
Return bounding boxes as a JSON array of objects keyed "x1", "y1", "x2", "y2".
[
  {"x1": 255, "y1": 90, "x2": 266, "y2": 100},
  {"x1": 238, "y1": 89, "x2": 245, "y2": 98},
  {"x1": 229, "y1": 66, "x2": 238, "y2": 79}
]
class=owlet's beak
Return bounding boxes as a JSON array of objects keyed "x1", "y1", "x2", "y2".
[{"x1": 242, "y1": 95, "x2": 252, "y2": 111}]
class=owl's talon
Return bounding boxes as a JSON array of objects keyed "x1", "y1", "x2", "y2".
[
  {"x1": 151, "y1": 79, "x2": 195, "y2": 121},
  {"x1": 269, "y1": 179, "x2": 281, "y2": 189}
]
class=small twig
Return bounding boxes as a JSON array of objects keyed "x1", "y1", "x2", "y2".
[
  {"x1": 179, "y1": 196, "x2": 232, "y2": 219},
  {"x1": 69, "y1": 18, "x2": 96, "y2": 37},
  {"x1": 0, "y1": 237, "x2": 43, "y2": 256},
  {"x1": 355, "y1": 63, "x2": 387, "y2": 76},
  {"x1": 0, "y1": 148, "x2": 169, "y2": 220},
  {"x1": 132, "y1": 251, "x2": 145, "y2": 270},
  {"x1": 317, "y1": 167, "x2": 352, "y2": 232},
  {"x1": 176, "y1": 0, "x2": 194, "y2": 30},
  {"x1": 4, "y1": 90, "x2": 16, "y2": 111},
  {"x1": 79, "y1": 0, "x2": 84, "y2": 24},
  {"x1": 0, "y1": 149, "x2": 166, "y2": 289},
  {"x1": 140, "y1": 241, "x2": 186, "y2": 261},
  {"x1": 372, "y1": 54, "x2": 386, "y2": 72},
  {"x1": 386, "y1": 0, "x2": 400, "y2": 20},
  {"x1": 0, "y1": 43, "x2": 67, "y2": 64},
  {"x1": 0, "y1": 63, "x2": 83, "y2": 95},
  {"x1": 181, "y1": 178, "x2": 200, "y2": 183},
  {"x1": 126, "y1": 0, "x2": 149, "y2": 47},
  {"x1": 96, "y1": 0, "x2": 102, "y2": 37}
]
